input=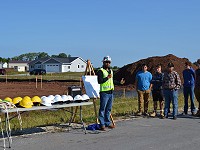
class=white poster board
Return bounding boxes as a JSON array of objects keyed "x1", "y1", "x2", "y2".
[{"x1": 82, "y1": 75, "x2": 100, "y2": 98}]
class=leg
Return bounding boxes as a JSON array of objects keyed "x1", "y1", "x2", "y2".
[
  {"x1": 99, "y1": 92, "x2": 109, "y2": 127},
  {"x1": 154, "y1": 101, "x2": 158, "y2": 112},
  {"x1": 163, "y1": 90, "x2": 170, "y2": 117},
  {"x1": 150, "y1": 101, "x2": 157, "y2": 117},
  {"x1": 104, "y1": 93, "x2": 113, "y2": 127},
  {"x1": 183, "y1": 86, "x2": 189, "y2": 114},
  {"x1": 137, "y1": 90, "x2": 144, "y2": 113},
  {"x1": 144, "y1": 89, "x2": 150, "y2": 114},
  {"x1": 152, "y1": 90, "x2": 158, "y2": 112},
  {"x1": 189, "y1": 86, "x2": 196, "y2": 114},
  {"x1": 159, "y1": 90, "x2": 164, "y2": 116},
  {"x1": 194, "y1": 88, "x2": 200, "y2": 116},
  {"x1": 171, "y1": 90, "x2": 178, "y2": 118},
  {"x1": 159, "y1": 100, "x2": 164, "y2": 116}
]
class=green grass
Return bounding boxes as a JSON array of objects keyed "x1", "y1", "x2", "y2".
[
  {"x1": 0, "y1": 72, "x2": 85, "y2": 81},
  {"x1": 3, "y1": 93, "x2": 198, "y2": 131}
]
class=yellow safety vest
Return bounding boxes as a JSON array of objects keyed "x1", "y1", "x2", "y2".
[{"x1": 99, "y1": 68, "x2": 114, "y2": 92}]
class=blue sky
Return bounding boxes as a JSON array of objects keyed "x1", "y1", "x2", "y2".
[{"x1": 0, "y1": 0, "x2": 200, "y2": 67}]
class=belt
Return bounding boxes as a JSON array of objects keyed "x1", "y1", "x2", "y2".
[{"x1": 100, "y1": 90, "x2": 113, "y2": 94}]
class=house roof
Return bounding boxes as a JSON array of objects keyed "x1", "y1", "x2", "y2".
[
  {"x1": 9, "y1": 60, "x2": 31, "y2": 63},
  {"x1": 28, "y1": 57, "x2": 50, "y2": 64},
  {"x1": 52, "y1": 57, "x2": 79, "y2": 63},
  {"x1": 29, "y1": 57, "x2": 86, "y2": 65}
]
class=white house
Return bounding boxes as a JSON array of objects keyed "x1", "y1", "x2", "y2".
[
  {"x1": 8, "y1": 60, "x2": 30, "y2": 72},
  {"x1": 29, "y1": 57, "x2": 87, "y2": 73},
  {"x1": 0, "y1": 62, "x2": 7, "y2": 69},
  {"x1": 0, "y1": 60, "x2": 29, "y2": 71}
]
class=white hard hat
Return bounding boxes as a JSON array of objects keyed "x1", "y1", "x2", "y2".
[
  {"x1": 41, "y1": 97, "x2": 52, "y2": 107},
  {"x1": 66, "y1": 95, "x2": 74, "y2": 101},
  {"x1": 48, "y1": 95, "x2": 55, "y2": 100},
  {"x1": 61, "y1": 95, "x2": 68, "y2": 102},
  {"x1": 82, "y1": 94, "x2": 90, "y2": 101},
  {"x1": 41, "y1": 96, "x2": 46, "y2": 99},
  {"x1": 74, "y1": 95, "x2": 83, "y2": 101},
  {"x1": 102, "y1": 56, "x2": 112, "y2": 62},
  {"x1": 53, "y1": 95, "x2": 63, "y2": 103}
]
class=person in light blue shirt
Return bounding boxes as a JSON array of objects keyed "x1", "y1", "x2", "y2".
[{"x1": 135, "y1": 64, "x2": 152, "y2": 116}]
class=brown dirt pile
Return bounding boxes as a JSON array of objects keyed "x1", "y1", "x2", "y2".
[{"x1": 114, "y1": 54, "x2": 197, "y2": 89}]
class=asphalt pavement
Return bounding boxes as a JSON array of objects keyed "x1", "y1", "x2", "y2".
[{"x1": 2, "y1": 114, "x2": 200, "y2": 150}]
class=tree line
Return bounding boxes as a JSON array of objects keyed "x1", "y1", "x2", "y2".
[{"x1": 0, "y1": 52, "x2": 71, "y2": 63}]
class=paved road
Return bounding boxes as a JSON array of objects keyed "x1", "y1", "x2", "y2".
[{"x1": 3, "y1": 115, "x2": 200, "y2": 150}]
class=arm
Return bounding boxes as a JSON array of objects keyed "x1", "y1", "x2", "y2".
[
  {"x1": 191, "y1": 68, "x2": 196, "y2": 81},
  {"x1": 97, "y1": 70, "x2": 109, "y2": 84},
  {"x1": 175, "y1": 72, "x2": 182, "y2": 89}
]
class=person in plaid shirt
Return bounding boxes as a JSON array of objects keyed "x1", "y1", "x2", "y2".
[{"x1": 162, "y1": 62, "x2": 181, "y2": 120}]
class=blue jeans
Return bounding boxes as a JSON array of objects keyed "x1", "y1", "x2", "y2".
[
  {"x1": 183, "y1": 86, "x2": 196, "y2": 113},
  {"x1": 163, "y1": 89, "x2": 178, "y2": 117},
  {"x1": 99, "y1": 92, "x2": 113, "y2": 127}
]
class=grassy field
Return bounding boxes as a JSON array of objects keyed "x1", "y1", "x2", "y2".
[
  {"x1": 0, "y1": 72, "x2": 85, "y2": 81},
  {"x1": 3, "y1": 93, "x2": 198, "y2": 131}
]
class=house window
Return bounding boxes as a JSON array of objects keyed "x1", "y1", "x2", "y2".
[
  {"x1": 81, "y1": 65, "x2": 84, "y2": 68},
  {"x1": 77, "y1": 65, "x2": 80, "y2": 68},
  {"x1": 68, "y1": 66, "x2": 70, "y2": 69}
]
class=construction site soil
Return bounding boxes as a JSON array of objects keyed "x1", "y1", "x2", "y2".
[{"x1": 0, "y1": 80, "x2": 126, "y2": 99}]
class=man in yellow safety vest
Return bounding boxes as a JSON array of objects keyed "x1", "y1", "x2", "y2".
[{"x1": 97, "y1": 56, "x2": 122, "y2": 131}]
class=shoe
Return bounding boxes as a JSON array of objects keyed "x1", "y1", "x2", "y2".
[
  {"x1": 191, "y1": 112, "x2": 196, "y2": 116},
  {"x1": 160, "y1": 111, "x2": 164, "y2": 117},
  {"x1": 108, "y1": 124, "x2": 115, "y2": 129},
  {"x1": 143, "y1": 112, "x2": 149, "y2": 117},
  {"x1": 136, "y1": 111, "x2": 142, "y2": 116},
  {"x1": 100, "y1": 126, "x2": 106, "y2": 131},
  {"x1": 161, "y1": 115, "x2": 168, "y2": 119},
  {"x1": 150, "y1": 111, "x2": 156, "y2": 117},
  {"x1": 181, "y1": 112, "x2": 188, "y2": 116},
  {"x1": 173, "y1": 116, "x2": 177, "y2": 120},
  {"x1": 195, "y1": 110, "x2": 200, "y2": 117}
]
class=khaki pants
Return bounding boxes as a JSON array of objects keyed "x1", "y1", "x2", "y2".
[{"x1": 137, "y1": 89, "x2": 151, "y2": 113}]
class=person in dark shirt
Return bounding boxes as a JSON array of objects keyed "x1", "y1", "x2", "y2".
[
  {"x1": 195, "y1": 59, "x2": 200, "y2": 117},
  {"x1": 182, "y1": 62, "x2": 196, "y2": 115},
  {"x1": 150, "y1": 64, "x2": 164, "y2": 117}
]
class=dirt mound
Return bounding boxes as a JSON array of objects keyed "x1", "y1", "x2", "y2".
[{"x1": 114, "y1": 54, "x2": 197, "y2": 88}]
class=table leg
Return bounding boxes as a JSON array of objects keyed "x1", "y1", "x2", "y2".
[
  {"x1": 79, "y1": 106, "x2": 86, "y2": 134},
  {"x1": 71, "y1": 106, "x2": 78, "y2": 122},
  {"x1": 5, "y1": 113, "x2": 12, "y2": 148}
]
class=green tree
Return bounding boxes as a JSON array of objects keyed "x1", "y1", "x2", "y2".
[
  {"x1": 58, "y1": 53, "x2": 68, "y2": 58},
  {"x1": 51, "y1": 53, "x2": 70, "y2": 58},
  {"x1": 38, "y1": 52, "x2": 50, "y2": 59}
]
